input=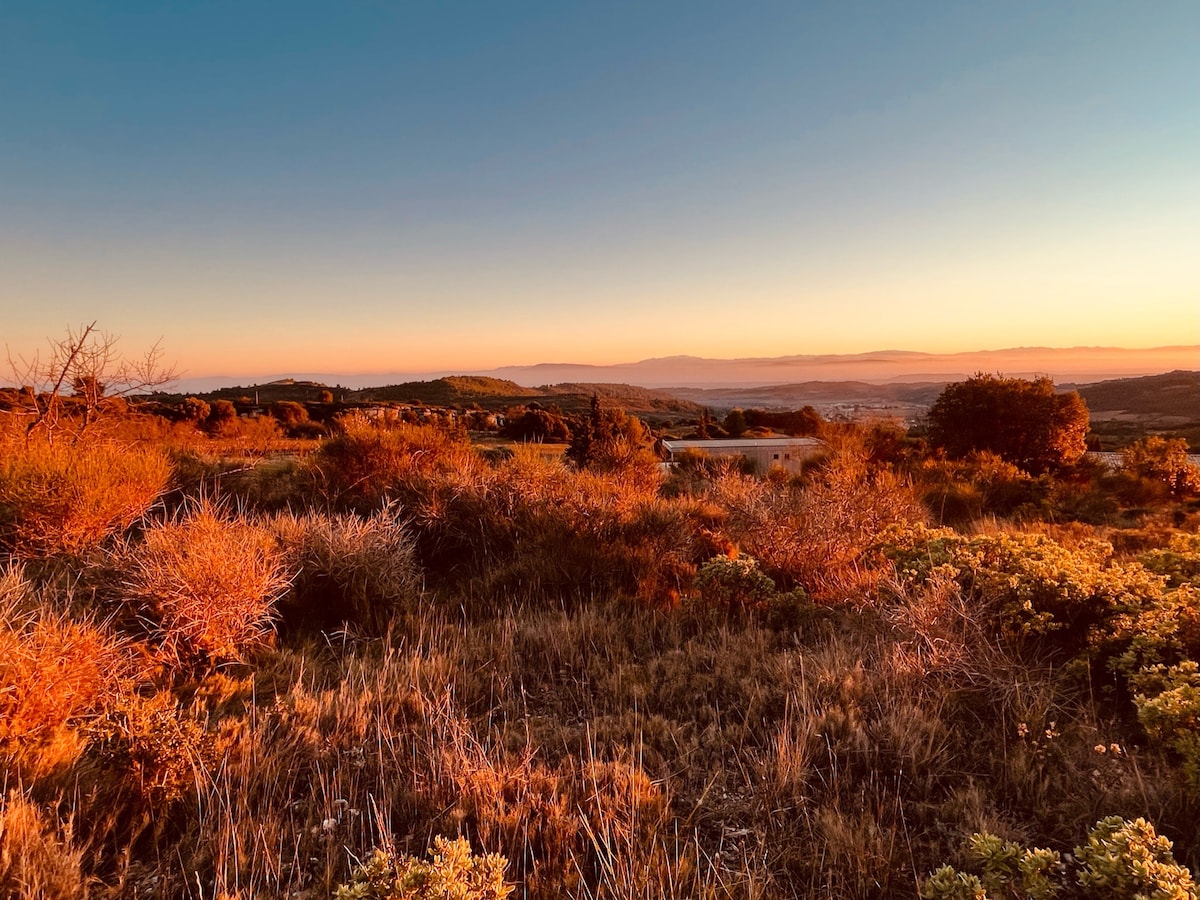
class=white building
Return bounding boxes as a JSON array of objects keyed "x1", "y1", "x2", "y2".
[{"x1": 661, "y1": 437, "x2": 825, "y2": 475}]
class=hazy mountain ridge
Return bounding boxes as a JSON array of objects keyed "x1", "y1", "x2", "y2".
[
  {"x1": 162, "y1": 346, "x2": 1197, "y2": 394},
  {"x1": 488, "y1": 346, "x2": 1199, "y2": 388}
]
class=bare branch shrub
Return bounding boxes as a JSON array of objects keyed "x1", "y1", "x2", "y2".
[{"x1": 7, "y1": 321, "x2": 176, "y2": 442}]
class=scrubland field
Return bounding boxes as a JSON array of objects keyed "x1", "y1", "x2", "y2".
[{"x1": 1, "y1": 403, "x2": 1197, "y2": 899}]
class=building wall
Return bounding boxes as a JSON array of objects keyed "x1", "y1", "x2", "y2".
[{"x1": 663, "y1": 439, "x2": 824, "y2": 475}]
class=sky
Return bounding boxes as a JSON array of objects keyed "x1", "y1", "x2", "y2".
[{"x1": 2, "y1": 1, "x2": 1198, "y2": 378}]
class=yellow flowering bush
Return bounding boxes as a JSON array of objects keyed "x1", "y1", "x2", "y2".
[
  {"x1": 334, "y1": 836, "x2": 511, "y2": 900},
  {"x1": 1133, "y1": 661, "x2": 1200, "y2": 799},
  {"x1": 922, "y1": 817, "x2": 1196, "y2": 900},
  {"x1": 880, "y1": 524, "x2": 1163, "y2": 653}
]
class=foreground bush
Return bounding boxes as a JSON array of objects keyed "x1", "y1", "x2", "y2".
[
  {"x1": 334, "y1": 836, "x2": 512, "y2": 900},
  {"x1": 711, "y1": 445, "x2": 923, "y2": 597},
  {"x1": 922, "y1": 816, "x2": 1197, "y2": 899},
  {"x1": 322, "y1": 425, "x2": 703, "y2": 603},
  {"x1": 0, "y1": 437, "x2": 170, "y2": 557},
  {"x1": 881, "y1": 524, "x2": 1171, "y2": 657},
  {"x1": 1, "y1": 568, "x2": 138, "y2": 765},
  {"x1": 123, "y1": 504, "x2": 289, "y2": 666},
  {"x1": 317, "y1": 415, "x2": 483, "y2": 511}
]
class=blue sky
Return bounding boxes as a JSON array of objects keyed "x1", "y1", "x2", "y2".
[{"x1": 2, "y1": 1, "x2": 1197, "y2": 376}]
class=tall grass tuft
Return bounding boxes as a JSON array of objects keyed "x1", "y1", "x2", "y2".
[
  {"x1": 0, "y1": 791, "x2": 87, "y2": 900},
  {"x1": 272, "y1": 508, "x2": 423, "y2": 632},
  {"x1": 123, "y1": 502, "x2": 290, "y2": 667}
]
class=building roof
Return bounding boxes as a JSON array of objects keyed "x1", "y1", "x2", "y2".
[{"x1": 662, "y1": 438, "x2": 824, "y2": 450}]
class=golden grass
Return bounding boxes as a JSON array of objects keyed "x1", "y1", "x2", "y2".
[
  {"x1": 0, "y1": 417, "x2": 1195, "y2": 897},
  {"x1": 0, "y1": 437, "x2": 171, "y2": 557},
  {"x1": 0, "y1": 791, "x2": 86, "y2": 900},
  {"x1": 122, "y1": 502, "x2": 290, "y2": 667}
]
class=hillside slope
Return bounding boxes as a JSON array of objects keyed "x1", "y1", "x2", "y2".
[{"x1": 1072, "y1": 370, "x2": 1199, "y2": 417}]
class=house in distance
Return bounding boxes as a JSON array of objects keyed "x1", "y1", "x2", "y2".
[{"x1": 661, "y1": 437, "x2": 825, "y2": 475}]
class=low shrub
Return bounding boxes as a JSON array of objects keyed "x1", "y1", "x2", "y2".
[
  {"x1": 922, "y1": 816, "x2": 1197, "y2": 900},
  {"x1": 1133, "y1": 662, "x2": 1200, "y2": 799},
  {"x1": 87, "y1": 691, "x2": 214, "y2": 807},
  {"x1": 1142, "y1": 533, "x2": 1200, "y2": 588},
  {"x1": 317, "y1": 415, "x2": 483, "y2": 511},
  {"x1": 0, "y1": 588, "x2": 138, "y2": 758},
  {"x1": 123, "y1": 504, "x2": 290, "y2": 666},
  {"x1": 0, "y1": 437, "x2": 170, "y2": 557},
  {"x1": 334, "y1": 836, "x2": 512, "y2": 900},
  {"x1": 880, "y1": 524, "x2": 1165, "y2": 657},
  {"x1": 711, "y1": 446, "x2": 923, "y2": 598}
]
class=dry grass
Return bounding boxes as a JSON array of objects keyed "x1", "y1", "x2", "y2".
[
  {"x1": 0, "y1": 436, "x2": 171, "y2": 557},
  {"x1": 0, "y1": 417, "x2": 1195, "y2": 897},
  {"x1": 0, "y1": 791, "x2": 87, "y2": 900},
  {"x1": 122, "y1": 502, "x2": 290, "y2": 667},
  {"x1": 271, "y1": 508, "x2": 423, "y2": 632}
]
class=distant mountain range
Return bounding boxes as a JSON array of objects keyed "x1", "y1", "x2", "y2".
[
  {"x1": 485, "y1": 346, "x2": 1199, "y2": 388},
  {"x1": 168, "y1": 345, "x2": 1198, "y2": 394}
]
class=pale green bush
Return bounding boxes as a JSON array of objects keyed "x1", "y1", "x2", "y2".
[
  {"x1": 1076, "y1": 817, "x2": 1196, "y2": 899},
  {"x1": 880, "y1": 524, "x2": 1169, "y2": 652},
  {"x1": 334, "y1": 836, "x2": 511, "y2": 900},
  {"x1": 922, "y1": 817, "x2": 1196, "y2": 900},
  {"x1": 1133, "y1": 661, "x2": 1200, "y2": 798},
  {"x1": 693, "y1": 554, "x2": 777, "y2": 610},
  {"x1": 1142, "y1": 533, "x2": 1200, "y2": 588}
]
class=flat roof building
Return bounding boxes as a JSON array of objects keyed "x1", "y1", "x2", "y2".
[{"x1": 661, "y1": 437, "x2": 825, "y2": 475}]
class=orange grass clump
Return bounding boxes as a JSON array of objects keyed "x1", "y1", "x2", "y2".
[
  {"x1": 0, "y1": 437, "x2": 171, "y2": 557},
  {"x1": 123, "y1": 504, "x2": 290, "y2": 666}
]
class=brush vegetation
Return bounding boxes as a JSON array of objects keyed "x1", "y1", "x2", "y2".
[{"x1": 0, "y1": 381, "x2": 1197, "y2": 899}]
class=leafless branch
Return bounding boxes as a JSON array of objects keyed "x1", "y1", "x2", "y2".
[{"x1": 6, "y1": 322, "x2": 177, "y2": 443}]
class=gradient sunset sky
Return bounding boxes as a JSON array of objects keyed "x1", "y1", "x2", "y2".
[{"x1": 2, "y1": 1, "x2": 1197, "y2": 377}]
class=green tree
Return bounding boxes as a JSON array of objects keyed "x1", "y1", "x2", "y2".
[
  {"x1": 500, "y1": 405, "x2": 572, "y2": 442},
  {"x1": 926, "y1": 374, "x2": 1088, "y2": 474},
  {"x1": 723, "y1": 407, "x2": 748, "y2": 438},
  {"x1": 566, "y1": 395, "x2": 656, "y2": 471},
  {"x1": 1121, "y1": 436, "x2": 1200, "y2": 496}
]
